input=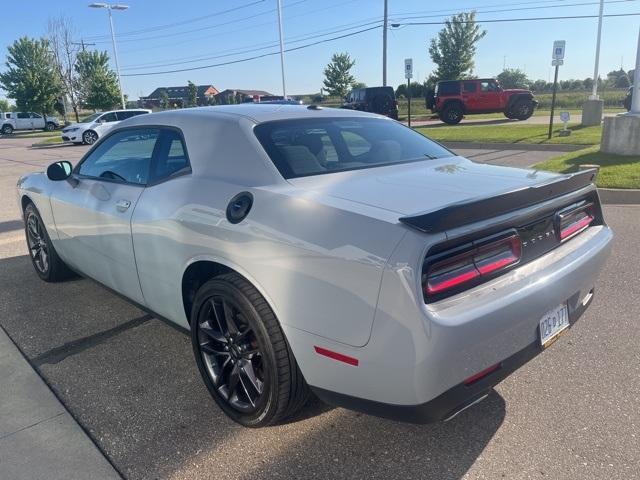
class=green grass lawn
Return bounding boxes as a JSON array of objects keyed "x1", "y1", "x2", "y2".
[
  {"x1": 417, "y1": 123, "x2": 602, "y2": 145},
  {"x1": 534, "y1": 146, "x2": 640, "y2": 189}
]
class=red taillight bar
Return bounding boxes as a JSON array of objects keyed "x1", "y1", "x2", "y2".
[
  {"x1": 425, "y1": 234, "x2": 521, "y2": 297},
  {"x1": 560, "y1": 213, "x2": 594, "y2": 241}
]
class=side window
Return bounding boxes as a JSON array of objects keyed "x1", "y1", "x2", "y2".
[
  {"x1": 77, "y1": 129, "x2": 159, "y2": 185},
  {"x1": 480, "y1": 81, "x2": 497, "y2": 92},
  {"x1": 100, "y1": 112, "x2": 118, "y2": 122},
  {"x1": 116, "y1": 111, "x2": 134, "y2": 121},
  {"x1": 17, "y1": 112, "x2": 30, "y2": 119},
  {"x1": 463, "y1": 82, "x2": 477, "y2": 93},
  {"x1": 31, "y1": 113, "x2": 43, "y2": 118},
  {"x1": 150, "y1": 129, "x2": 190, "y2": 183},
  {"x1": 341, "y1": 130, "x2": 371, "y2": 156}
]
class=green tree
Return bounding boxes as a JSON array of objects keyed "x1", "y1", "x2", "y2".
[
  {"x1": 158, "y1": 88, "x2": 170, "y2": 109},
  {"x1": 532, "y1": 79, "x2": 548, "y2": 92},
  {"x1": 0, "y1": 98, "x2": 13, "y2": 111},
  {"x1": 187, "y1": 81, "x2": 197, "y2": 107},
  {"x1": 75, "y1": 50, "x2": 121, "y2": 110},
  {"x1": 323, "y1": 52, "x2": 356, "y2": 97},
  {"x1": 0, "y1": 37, "x2": 61, "y2": 117},
  {"x1": 428, "y1": 12, "x2": 486, "y2": 81},
  {"x1": 496, "y1": 68, "x2": 530, "y2": 89},
  {"x1": 351, "y1": 81, "x2": 367, "y2": 89}
]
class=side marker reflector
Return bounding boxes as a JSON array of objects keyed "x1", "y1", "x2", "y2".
[{"x1": 314, "y1": 346, "x2": 359, "y2": 366}]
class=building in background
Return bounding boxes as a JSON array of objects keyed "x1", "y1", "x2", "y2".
[
  {"x1": 215, "y1": 89, "x2": 275, "y2": 104},
  {"x1": 140, "y1": 85, "x2": 219, "y2": 108}
]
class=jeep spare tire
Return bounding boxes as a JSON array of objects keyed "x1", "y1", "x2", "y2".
[{"x1": 441, "y1": 103, "x2": 463, "y2": 125}]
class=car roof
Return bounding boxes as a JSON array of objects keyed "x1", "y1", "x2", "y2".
[{"x1": 127, "y1": 104, "x2": 383, "y2": 124}]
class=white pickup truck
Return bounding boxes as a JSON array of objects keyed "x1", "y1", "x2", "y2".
[{"x1": 1, "y1": 112, "x2": 60, "y2": 135}]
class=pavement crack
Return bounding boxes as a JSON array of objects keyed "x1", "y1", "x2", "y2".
[
  {"x1": 31, "y1": 314, "x2": 153, "y2": 367},
  {"x1": 0, "y1": 412, "x2": 65, "y2": 441}
]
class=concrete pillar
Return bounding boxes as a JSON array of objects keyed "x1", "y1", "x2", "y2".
[
  {"x1": 582, "y1": 99, "x2": 604, "y2": 126},
  {"x1": 600, "y1": 27, "x2": 640, "y2": 156}
]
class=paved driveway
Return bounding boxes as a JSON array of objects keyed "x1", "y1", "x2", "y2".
[{"x1": 1, "y1": 136, "x2": 638, "y2": 479}]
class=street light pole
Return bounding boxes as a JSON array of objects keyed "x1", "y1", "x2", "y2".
[
  {"x1": 382, "y1": 0, "x2": 388, "y2": 86},
  {"x1": 590, "y1": 0, "x2": 604, "y2": 99},
  {"x1": 276, "y1": 0, "x2": 287, "y2": 99},
  {"x1": 89, "y1": 3, "x2": 128, "y2": 109}
]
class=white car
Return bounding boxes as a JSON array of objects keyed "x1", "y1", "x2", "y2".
[
  {"x1": 17, "y1": 105, "x2": 612, "y2": 427},
  {"x1": 61, "y1": 109, "x2": 150, "y2": 145},
  {"x1": 1, "y1": 112, "x2": 60, "y2": 134}
]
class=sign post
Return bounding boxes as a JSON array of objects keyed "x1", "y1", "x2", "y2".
[
  {"x1": 405, "y1": 58, "x2": 413, "y2": 127},
  {"x1": 548, "y1": 41, "x2": 565, "y2": 140}
]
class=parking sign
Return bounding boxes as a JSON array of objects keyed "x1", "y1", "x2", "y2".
[
  {"x1": 405, "y1": 58, "x2": 413, "y2": 79},
  {"x1": 552, "y1": 40, "x2": 565, "y2": 60}
]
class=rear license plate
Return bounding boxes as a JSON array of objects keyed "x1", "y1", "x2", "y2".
[{"x1": 539, "y1": 303, "x2": 569, "y2": 348}]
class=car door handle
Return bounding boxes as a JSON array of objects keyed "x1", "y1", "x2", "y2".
[{"x1": 116, "y1": 199, "x2": 131, "y2": 212}]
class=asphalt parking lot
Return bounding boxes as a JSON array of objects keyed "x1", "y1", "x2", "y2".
[{"x1": 0, "y1": 136, "x2": 639, "y2": 479}]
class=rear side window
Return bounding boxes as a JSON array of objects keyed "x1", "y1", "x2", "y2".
[
  {"x1": 254, "y1": 117, "x2": 453, "y2": 179},
  {"x1": 116, "y1": 111, "x2": 134, "y2": 120},
  {"x1": 463, "y1": 82, "x2": 477, "y2": 93},
  {"x1": 100, "y1": 112, "x2": 118, "y2": 122},
  {"x1": 437, "y1": 82, "x2": 460, "y2": 95},
  {"x1": 17, "y1": 112, "x2": 30, "y2": 119},
  {"x1": 150, "y1": 129, "x2": 190, "y2": 183}
]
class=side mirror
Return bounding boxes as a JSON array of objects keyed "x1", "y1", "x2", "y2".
[{"x1": 46, "y1": 161, "x2": 73, "y2": 181}]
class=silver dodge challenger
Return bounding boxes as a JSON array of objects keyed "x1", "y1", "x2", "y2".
[{"x1": 16, "y1": 105, "x2": 612, "y2": 427}]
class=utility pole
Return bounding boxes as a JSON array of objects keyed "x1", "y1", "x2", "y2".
[
  {"x1": 590, "y1": 0, "x2": 604, "y2": 99},
  {"x1": 276, "y1": 0, "x2": 287, "y2": 98},
  {"x1": 503, "y1": 55, "x2": 506, "y2": 70},
  {"x1": 383, "y1": 0, "x2": 388, "y2": 86},
  {"x1": 71, "y1": 39, "x2": 96, "y2": 52}
]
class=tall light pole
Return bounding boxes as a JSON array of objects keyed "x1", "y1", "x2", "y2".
[
  {"x1": 89, "y1": 3, "x2": 128, "y2": 109},
  {"x1": 382, "y1": 0, "x2": 388, "y2": 86},
  {"x1": 590, "y1": 0, "x2": 604, "y2": 99},
  {"x1": 276, "y1": 0, "x2": 287, "y2": 99}
]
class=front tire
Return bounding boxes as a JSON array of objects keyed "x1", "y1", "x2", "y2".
[
  {"x1": 441, "y1": 103, "x2": 463, "y2": 124},
  {"x1": 24, "y1": 203, "x2": 74, "y2": 282},
  {"x1": 82, "y1": 130, "x2": 98, "y2": 145},
  {"x1": 190, "y1": 273, "x2": 309, "y2": 427},
  {"x1": 44, "y1": 122, "x2": 56, "y2": 131},
  {"x1": 513, "y1": 99, "x2": 535, "y2": 120}
]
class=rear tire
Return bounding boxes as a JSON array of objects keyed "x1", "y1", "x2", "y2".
[
  {"x1": 190, "y1": 272, "x2": 310, "y2": 427},
  {"x1": 441, "y1": 103, "x2": 463, "y2": 124},
  {"x1": 24, "y1": 203, "x2": 74, "y2": 282},
  {"x1": 1, "y1": 124, "x2": 13, "y2": 135}
]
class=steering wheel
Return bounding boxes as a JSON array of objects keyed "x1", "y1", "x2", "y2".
[{"x1": 100, "y1": 170, "x2": 126, "y2": 182}]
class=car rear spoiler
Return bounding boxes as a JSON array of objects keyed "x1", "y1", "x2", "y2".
[{"x1": 399, "y1": 169, "x2": 598, "y2": 234}]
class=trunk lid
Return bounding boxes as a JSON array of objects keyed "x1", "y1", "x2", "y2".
[{"x1": 287, "y1": 157, "x2": 562, "y2": 216}]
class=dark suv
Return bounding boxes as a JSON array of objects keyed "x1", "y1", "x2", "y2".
[
  {"x1": 426, "y1": 78, "x2": 538, "y2": 125},
  {"x1": 342, "y1": 86, "x2": 399, "y2": 119}
]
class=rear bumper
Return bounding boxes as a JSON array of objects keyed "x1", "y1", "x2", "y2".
[{"x1": 312, "y1": 287, "x2": 594, "y2": 423}]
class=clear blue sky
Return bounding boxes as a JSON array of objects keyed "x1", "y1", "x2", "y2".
[{"x1": 0, "y1": 0, "x2": 638, "y2": 101}]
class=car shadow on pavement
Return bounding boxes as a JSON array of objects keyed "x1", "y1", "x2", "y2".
[
  {"x1": 421, "y1": 118, "x2": 516, "y2": 129},
  {"x1": 0, "y1": 254, "x2": 505, "y2": 480}
]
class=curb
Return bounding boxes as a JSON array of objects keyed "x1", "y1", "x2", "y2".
[
  {"x1": 441, "y1": 141, "x2": 585, "y2": 152},
  {"x1": 598, "y1": 188, "x2": 640, "y2": 205}
]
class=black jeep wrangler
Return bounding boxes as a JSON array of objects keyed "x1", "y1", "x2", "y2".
[{"x1": 342, "y1": 86, "x2": 399, "y2": 120}]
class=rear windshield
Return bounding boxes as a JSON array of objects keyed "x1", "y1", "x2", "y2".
[{"x1": 254, "y1": 117, "x2": 453, "y2": 179}]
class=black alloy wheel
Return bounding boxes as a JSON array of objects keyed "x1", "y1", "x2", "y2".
[
  {"x1": 191, "y1": 273, "x2": 310, "y2": 427},
  {"x1": 514, "y1": 100, "x2": 534, "y2": 120},
  {"x1": 1, "y1": 124, "x2": 13, "y2": 135},
  {"x1": 441, "y1": 103, "x2": 463, "y2": 124},
  {"x1": 23, "y1": 203, "x2": 74, "y2": 282},
  {"x1": 197, "y1": 295, "x2": 266, "y2": 413},
  {"x1": 25, "y1": 209, "x2": 49, "y2": 276}
]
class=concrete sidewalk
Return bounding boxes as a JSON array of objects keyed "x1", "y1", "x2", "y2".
[{"x1": 0, "y1": 326, "x2": 120, "y2": 480}]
